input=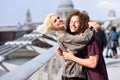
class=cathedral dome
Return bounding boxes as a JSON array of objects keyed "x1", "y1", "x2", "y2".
[
  {"x1": 56, "y1": 0, "x2": 74, "y2": 20},
  {"x1": 58, "y1": 0, "x2": 74, "y2": 8},
  {"x1": 108, "y1": 10, "x2": 116, "y2": 18}
]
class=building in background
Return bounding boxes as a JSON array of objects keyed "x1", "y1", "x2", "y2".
[
  {"x1": 56, "y1": 0, "x2": 74, "y2": 22},
  {"x1": 0, "y1": 0, "x2": 120, "y2": 45},
  {"x1": 102, "y1": 10, "x2": 120, "y2": 31},
  {"x1": 0, "y1": 0, "x2": 75, "y2": 45},
  {"x1": 0, "y1": 9, "x2": 42, "y2": 45}
]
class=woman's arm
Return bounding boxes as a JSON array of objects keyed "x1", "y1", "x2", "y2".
[
  {"x1": 63, "y1": 49, "x2": 99, "y2": 69},
  {"x1": 57, "y1": 28, "x2": 94, "y2": 53},
  {"x1": 63, "y1": 28, "x2": 93, "y2": 44}
]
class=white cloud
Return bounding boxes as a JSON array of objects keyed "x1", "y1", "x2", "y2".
[{"x1": 97, "y1": 1, "x2": 120, "y2": 9}]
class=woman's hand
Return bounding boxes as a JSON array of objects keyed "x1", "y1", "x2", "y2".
[
  {"x1": 56, "y1": 47, "x2": 63, "y2": 56},
  {"x1": 88, "y1": 21, "x2": 101, "y2": 32},
  {"x1": 63, "y1": 49, "x2": 75, "y2": 60},
  {"x1": 88, "y1": 22, "x2": 95, "y2": 27}
]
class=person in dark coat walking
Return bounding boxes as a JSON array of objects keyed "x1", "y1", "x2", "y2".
[
  {"x1": 105, "y1": 29, "x2": 113, "y2": 58},
  {"x1": 108, "y1": 26, "x2": 119, "y2": 59}
]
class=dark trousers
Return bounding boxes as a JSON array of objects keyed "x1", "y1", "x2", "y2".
[
  {"x1": 62, "y1": 76, "x2": 86, "y2": 80},
  {"x1": 111, "y1": 47, "x2": 117, "y2": 55}
]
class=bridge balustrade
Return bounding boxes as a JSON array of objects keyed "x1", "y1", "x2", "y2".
[{"x1": 0, "y1": 45, "x2": 64, "y2": 80}]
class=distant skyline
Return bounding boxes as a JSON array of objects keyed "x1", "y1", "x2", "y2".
[{"x1": 0, "y1": 0, "x2": 120, "y2": 26}]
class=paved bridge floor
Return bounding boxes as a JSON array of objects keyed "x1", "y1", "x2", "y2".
[
  {"x1": 0, "y1": 48, "x2": 120, "y2": 80},
  {"x1": 103, "y1": 48, "x2": 120, "y2": 80}
]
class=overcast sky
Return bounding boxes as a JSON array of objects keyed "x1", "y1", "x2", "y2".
[{"x1": 0, "y1": 0, "x2": 120, "y2": 26}]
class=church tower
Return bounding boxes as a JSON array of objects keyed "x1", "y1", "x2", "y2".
[{"x1": 24, "y1": 9, "x2": 32, "y2": 24}]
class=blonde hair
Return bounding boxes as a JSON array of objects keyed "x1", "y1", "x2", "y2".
[{"x1": 36, "y1": 13, "x2": 57, "y2": 34}]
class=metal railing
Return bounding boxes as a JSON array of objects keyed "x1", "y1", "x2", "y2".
[{"x1": 0, "y1": 45, "x2": 64, "y2": 80}]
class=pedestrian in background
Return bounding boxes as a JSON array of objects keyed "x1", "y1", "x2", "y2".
[
  {"x1": 105, "y1": 28, "x2": 112, "y2": 58},
  {"x1": 109, "y1": 26, "x2": 119, "y2": 59}
]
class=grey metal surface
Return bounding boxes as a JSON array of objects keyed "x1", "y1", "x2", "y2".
[
  {"x1": 0, "y1": 31, "x2": 52, "y2": 57},
  {"x1": 0, "y1": 45, "x2": 58, "y2": 80},
  {"x1": 0, "y1": 31, "x2": 56, "y2": 75}
]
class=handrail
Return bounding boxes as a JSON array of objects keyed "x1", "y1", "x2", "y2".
[{"x1": 0, "y1": 45, "x2": 59, "y2": 80}]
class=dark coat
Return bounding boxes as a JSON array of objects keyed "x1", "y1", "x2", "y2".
[
  {"x1": 95, "y1": 29, "x2": 107, "y2": 52},
  {"x1": 107, "y1": 31, "x2": 119, "y2": 48}
]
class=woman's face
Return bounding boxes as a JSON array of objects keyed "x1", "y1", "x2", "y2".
[
  {"x1": 50, "y1": 15, "x2": 64, "y2": 30},
  {"x1": 69, "y1": 15, "x2": 81, "y2": 34}
]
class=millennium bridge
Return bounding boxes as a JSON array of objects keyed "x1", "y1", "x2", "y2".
[
  {"x1": 0, "y1": 31, "x2": 64, "y2": 80},
  {"x1": 0, "y1": 30, "x2": 120, "y2": 80}
]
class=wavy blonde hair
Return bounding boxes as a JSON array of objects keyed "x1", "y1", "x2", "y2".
[{"x1": 36, "y1": 13, "x2": 57, "y2": 34}]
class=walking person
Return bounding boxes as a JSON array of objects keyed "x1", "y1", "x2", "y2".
[
  {"x1": 105, "y1": 29, "x2": 112, "y2": 58},
  {"x1": 109, "y1": 26, "x2": 119, "y2": 59}
]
